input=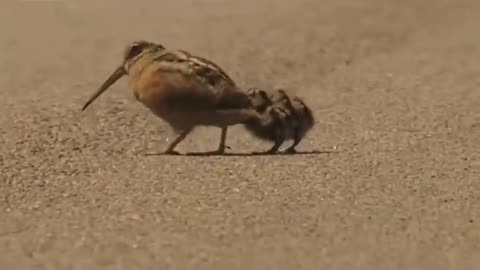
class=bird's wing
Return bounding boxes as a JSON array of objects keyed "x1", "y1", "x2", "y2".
[{"x1": 151, "y1": 49, "x2": 252, "y2": 110}]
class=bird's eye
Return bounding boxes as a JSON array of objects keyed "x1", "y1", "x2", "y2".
[
  {"x1": 124, "y1": 43, "x2": 146, "y2": 60},
  {"x1": 259, "y1": 90, "x2": 269, "y2": 99}
]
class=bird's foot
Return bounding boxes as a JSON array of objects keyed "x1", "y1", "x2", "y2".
[
  {"x1": 252, "y1": 147, "x2": 280, "y2": 155},
  {"x1": 164, "y1": 149, "x2": 181, "y2": 155},
  {"x1": 280, "y1": 147, "x2": 297, "y2": 154},
  {"x1": 210, "y1": 145, "x2": 229, "y2": 155}
]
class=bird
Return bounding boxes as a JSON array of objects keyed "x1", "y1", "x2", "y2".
[
  {"x1": 269, "y1": 88, "x2": 315, "y2": 153},
  {"x1": 243, "y1": 87, "x2": 315, "y2": 153},
  {"x1": 81, "y1": 40, "x2": 262, "y2": 155}
]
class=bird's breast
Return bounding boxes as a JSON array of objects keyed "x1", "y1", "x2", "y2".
[{"x1": 129, "y1": 62, "x2": 220, "y2": 116}]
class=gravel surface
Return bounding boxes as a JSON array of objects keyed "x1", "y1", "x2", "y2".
[{"x1": 1, "y1": 1, "x2": 479, "y2": 269}]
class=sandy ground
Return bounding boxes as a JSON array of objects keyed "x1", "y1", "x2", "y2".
[{"x1": 1, "y1": 0, "x2": 480, "y2": 269}]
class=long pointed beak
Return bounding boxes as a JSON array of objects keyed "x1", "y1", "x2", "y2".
[{"x1": 81, "y1": 66, "x2": 126, "y2": 111}]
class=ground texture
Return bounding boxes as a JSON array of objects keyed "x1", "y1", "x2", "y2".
[{"x1": 1, "y1": 1, "x2": 480, "y2": 269}]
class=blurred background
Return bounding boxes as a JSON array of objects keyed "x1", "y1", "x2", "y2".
[{"x1": 1, "y1": 1, "x2": 479, "y2": 269}]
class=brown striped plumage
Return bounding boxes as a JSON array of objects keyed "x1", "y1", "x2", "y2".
[
  {"x1": 244, "y1": 87, "x2": 315, "y2": 153},
  {"x1": 81, "y1": 40, "x2": 260, "y2": 155}
]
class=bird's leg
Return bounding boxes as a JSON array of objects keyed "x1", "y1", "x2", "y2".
[
  {"x1": 253, "y1": 110, "x2": 287, "y2": 155},
  {"x1": 164, "y1": 127, "x2": 193, "y2": 155},
  {"x1": 197, "y1": 109, "x2": 261, "y2": 155},
  {"x1": 265, "y1": 128, "x2": 285, "y2": 154},
  {"x1": 252, "y1": 130, "x2": 285, "y2": 155},
  {"x1": 266, "y1": 139, "x2": 283, "y2": 154},
  {"x1": 212, "y1": 126, "x2": 229, "y2": 154},
  {"x1": 283, "y1": 130, "x2": 302, "y2": 154}
]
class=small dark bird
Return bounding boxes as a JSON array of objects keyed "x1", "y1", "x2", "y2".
[{"x1": 243, "y1": 88, "x2": 315, "y2": 153}]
